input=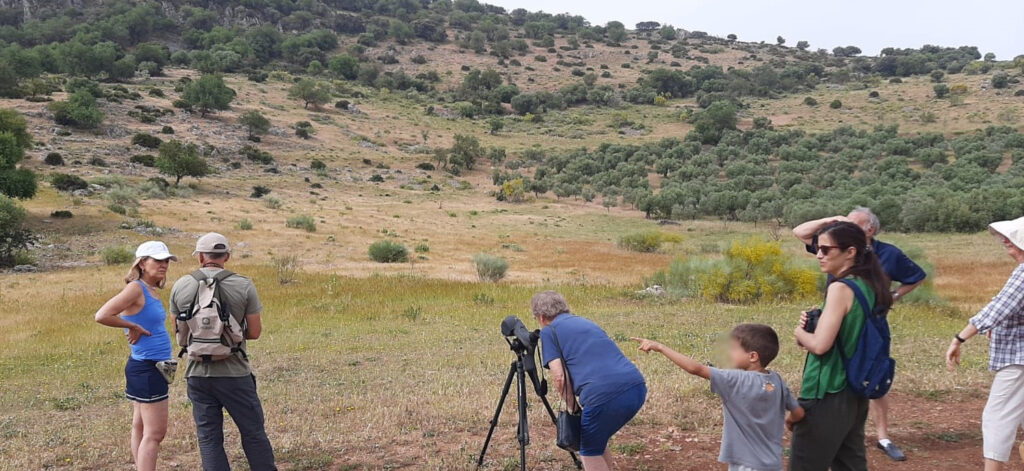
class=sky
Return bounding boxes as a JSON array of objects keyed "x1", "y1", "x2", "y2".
[{"x1": 486, "y1": 0, "x2": 1024, "y2": 60}]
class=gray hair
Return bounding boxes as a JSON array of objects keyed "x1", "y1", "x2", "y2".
[
  {"x1": 530, "y1": 291, "x2": 570, "y2": 320},
  {"x1": 851, "y1": 206, "x2": 881, "y2": 234}
]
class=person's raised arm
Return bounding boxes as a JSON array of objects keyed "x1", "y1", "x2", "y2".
[
  {"x1": 793, "y1": 216, "x2": 849, "y2": 246},
  {"x1": 94, "y1": 283, "x2": 150, "y2": 344},
  {"x1": 793, "y1": 282, "x2": 853, "y2": 355},
  {"x1": 632, "y1": 337, "x2": 710, "y2": 379}
]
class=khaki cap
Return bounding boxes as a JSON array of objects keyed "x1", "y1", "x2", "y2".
[{"x1": 193, "y1": 232, "x2": 231, "y2": 256}]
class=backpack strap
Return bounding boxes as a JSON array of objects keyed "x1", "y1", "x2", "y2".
[{"x1": 833, "y1": 278, "x2": 873, "y2": 362}]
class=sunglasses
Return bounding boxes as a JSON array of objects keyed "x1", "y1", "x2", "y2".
[{"x1": 816, "y1": 244, "x2": 844, "y2": 255}]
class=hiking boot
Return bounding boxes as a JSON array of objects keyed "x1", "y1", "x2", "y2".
[
  {"x1": 155, "y1": 360, "x2": 178, "y2": 384},
  {"x1": 877, "y1": 441, "x2": 906, "y2": 461}
]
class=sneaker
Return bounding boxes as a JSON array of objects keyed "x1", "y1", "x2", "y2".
[
  {"x1": 155, "y1": 360, "x2": 178, "y2": 384},
  {"x1": 877, "y1": 441, "x2": 906, "y2": 461}
]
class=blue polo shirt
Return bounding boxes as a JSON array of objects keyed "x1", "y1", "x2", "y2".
[
  {"x1": 540, "y1": 314, "x2": 645, "y2": 408},
  {"x1": 807, "y1": 236, "x2": 927, "y2": 285}
]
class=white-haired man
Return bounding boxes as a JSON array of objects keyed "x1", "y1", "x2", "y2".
[{"x1": 793, "y1": 207, "x2": 926, "y2": 462}]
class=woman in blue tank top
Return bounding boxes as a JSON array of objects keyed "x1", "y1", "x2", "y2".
[{"x1": 95, "y1": 241, "x2": 177, "y2": 471}]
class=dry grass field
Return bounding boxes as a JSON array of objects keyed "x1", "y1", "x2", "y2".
[{"x1": 0, "y1": 197, "x2": 1017, "y2": 469}]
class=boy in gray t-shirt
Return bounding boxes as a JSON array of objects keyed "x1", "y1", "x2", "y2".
[{"x1": 634, "y1": 324, "x2": 805, "y2": 471}]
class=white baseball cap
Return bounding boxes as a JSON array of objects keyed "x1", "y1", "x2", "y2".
[
  {"x1": 990, "y1": 216, "x2": 1024, "y2": 251},
  {"x1": 135, "y1": 241, "x2": 178, "y2": 261}
]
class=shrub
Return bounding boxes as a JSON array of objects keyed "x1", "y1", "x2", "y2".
[
  {"x1": 237, "y1": 218, "x2": 253, "y2": 230},
  {"x1": 0, "y1": 196, "x2": 33, "y2": 267},
  {"x1": 991, "y1": 72, "x2": 1009, "y2": 89},
  {"x1": 130, "y1": 154, "x2": 156, "y2": 167},
  {"x1": 803, "y1": 96, "x2": 818, "y2": 106},
  {"x1": 335, "y1": 100, "x2": 351, "y2": 110},
  {"x1": 264, "y1": 197, "x2": 282, "y2": 209},
  {"x1": 272, "y1": 254, "x2": 300, "y2": 285},
  {"x1": 934, "y1": 83, "x2": 950, "y2": 98},
  {"x1": 48, "y1": 90, "x2": 104, "y2": 128},
  {"x1": 88, "y1": 157, "x2": 107, "y2": 167},
  {"x1": 131, "y1": 133, "x2": 163, "y2": 149},
  {"x1": 44, "y1": 152, "x2": 64, "y2": 166},
  {"x1": 160, "y1": 126, "x2": 174, "y2": 134},
  {"x1": 368, "y1": 174, "x2": 385, "y2": 182},
  {"x1": 416, "y1": 162, "x2": 435, "y2": 171},
  {"x1": 101, "y1": 246, "x2": 134, "y2": 265},
  {"x1": 368, "y1": 240, "x2": 409, "y2": 263},
  {"x1": 414, "y1": 242, "x2": 430, "y2": 253},
  {"x1": 829, "y1": 99, "x2": 842, "y2": 109},
  {"x1": 251, "y1": 185, "x2": 271, "y2": 198},
  {"x1": 51, "y1": 174, "x2": 88, "y2": 192},
  {"x1": 310, "y1": 159, "x2": 327, "y2": 170},
  {"x1": 107, "y1": 204, "x2": 127, "y2": 215},
  {"x1": 241, "y1": 145, "x2": 274, "y2": 164},
  {"x1": 868, "y1": 90, "x2": 880, "y2": 98},
  {"x1": 472, "y1": 253, "x2": 509, "y2": 282},
  {"x1": 50, "y1": 210, "x2": 73, "y2": 219},
  {"x1": 646, "y1": 238, "x2": 817, "y2": 303},
  {"x1": 285, "y1": 215, "x2": 316, "y2": 232},
  {"x1": 617, "y1": 231, "x2": 683, "y2": 253}
]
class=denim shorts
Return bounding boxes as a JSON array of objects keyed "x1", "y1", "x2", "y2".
[
  {"x1": 125, "y1": 357, "x2": 169, "y2": 403},
  {"x1": 580, "y1": 383, "x2": 647, "y2": 456}
]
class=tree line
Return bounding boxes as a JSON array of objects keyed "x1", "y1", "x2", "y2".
[{"x1": 494, "y1": 107, "x2": 1024, "y2": 233}]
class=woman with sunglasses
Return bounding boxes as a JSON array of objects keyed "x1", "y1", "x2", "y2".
[
  {"x1": 789, "y1": 222, "x2": 893, "y2": 471},
  {"x1": 95, "y1": 241, "x2": 177, "y2": 471},
  {"x1": 946, "y1": 216, "x2": 1024, "y2": 471}
]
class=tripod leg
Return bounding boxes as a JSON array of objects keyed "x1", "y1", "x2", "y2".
[
  {"x1": 516, "y1": 357, "x2": 529, "y2": 471},
  {"x1": 537, "y1": 387, "x2": 584, "y2": 469},
  {"x1": 477, "y1": 362, "x2": 518, "y2": 468}
]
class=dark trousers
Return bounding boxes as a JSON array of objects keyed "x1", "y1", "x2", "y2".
[
  {"x1": 790, "y1": 387, "x2": 869, "y2": 471},
  {"x1": 187, "y1": 375, "x2": 277, "y2": 471}
]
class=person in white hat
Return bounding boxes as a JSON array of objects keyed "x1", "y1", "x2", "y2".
[
  {"x1": 94, "y1": 241, "x2": 178, "y2": 471},
  {"x1": 947, "y1": 216, "x2": 1024, "y2": 471},
  {"x1": 169, "y1": 232, "x2": 277, "y2": 470}
]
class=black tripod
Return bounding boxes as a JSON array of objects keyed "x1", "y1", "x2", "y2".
[{"x1": 478, "y1": 338, "x2": 582, "y2": 471}]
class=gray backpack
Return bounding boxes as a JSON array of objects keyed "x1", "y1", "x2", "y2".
[{"x1": 175, "y1": 270, "x2": 245, "y2": 362}]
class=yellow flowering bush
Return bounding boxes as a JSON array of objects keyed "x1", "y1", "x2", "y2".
[{"x1": 647, "y1": 237, "x2": 817, "y2": 304}]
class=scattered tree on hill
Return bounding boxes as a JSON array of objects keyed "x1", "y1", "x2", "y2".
[
  {"x1": 328, "y1": 55, "x2": 360, "y2": 80},
  {"x1": 288, "y1": 79, "x2": 332, "y2": 109},
  {"x1": 182, "y1": 75, "x2": 235, "y2": 117},
  {"x1": 0, "y1": 131, "x2": 36, "y2": 199},
  {"x1": 156, "y1": 140, "x2": 212, "y2": 186},
  {"x1": 239, "y1": 110, "x2": 271, "y2": 140},
  {"x1": 447, "y1": 134, "x2": 482, "y2": 173},
  {"x1": 796, "y1": 40, "x2": 809, "y2": 51},
  {"x1": 48, "y1": 90, "x2": 104, "y2": 128},
  {"x1": 776, "y1": 36, "x2": 785, "y2": 46},
  {"x1": 934, "y1": 84, "x2": 950, "y2": 98}
]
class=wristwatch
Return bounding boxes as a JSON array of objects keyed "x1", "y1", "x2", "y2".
[{"x1": 954, "y1": 334, "x2": 967, "y2": 344}]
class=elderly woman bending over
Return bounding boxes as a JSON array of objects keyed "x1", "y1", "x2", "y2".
[
  {"x1": 947, "y1": 216, "x2": 1024, "y2": 471},
  {"x1": 532, "y1": 291, "x2": 646, "y2": 471}
]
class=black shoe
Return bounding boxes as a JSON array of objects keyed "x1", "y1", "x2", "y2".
[{"x1": 877, "y1": 442, "x2": 906, "y2": 461}]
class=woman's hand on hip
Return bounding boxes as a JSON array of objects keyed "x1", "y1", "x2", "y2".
[{"x1": 126, "y1": 324, "x2": 151, "y2": 345}]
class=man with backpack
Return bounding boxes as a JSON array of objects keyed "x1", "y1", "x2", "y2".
[{"x1": 170, "y1": 232, "x2": 277, "y2": 471}]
